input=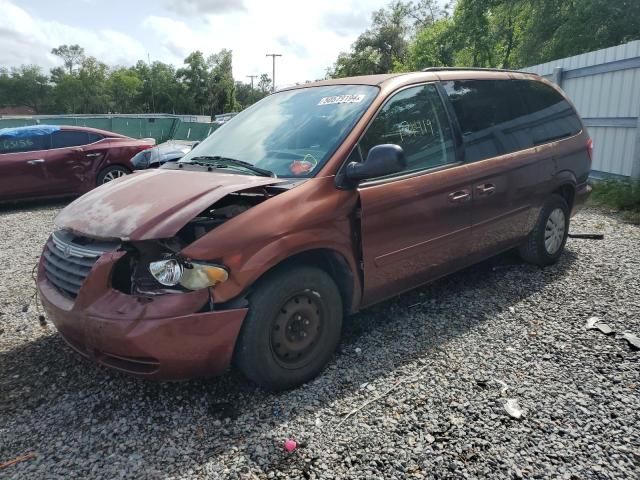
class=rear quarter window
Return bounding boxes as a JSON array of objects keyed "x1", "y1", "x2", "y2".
[
  {"x1": 516, "y1": 80, "x2": 582, "y2": 145},
  {"x1": 51, "y1": 130, "x2": 91, "y2": 149},
  {"x1": 443, "y1": 79, "x2": 582, "y2": 162},
  {"x1": 86, "y1": 133, "x2": 104, "y2": 143}
]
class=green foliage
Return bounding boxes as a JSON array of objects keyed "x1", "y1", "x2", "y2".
[
  {"x1": 592, "y1": 179, "x2": 640, "y2": 213},
  {"x1": 330, "y1": 0, "x2": 640, "y2": 76},
  {"x1": 0, "y1": 65, "x2": 51, "y2": 112},
  {"x1": 257, "y1": 73, "x2": 272, "y2": 93},
  {"x1": 1, "y1": 45, "x2": 267, "y2": 116},
  {"x1": 591, "y1": 179, "x2": 640, "y2": 224},
  {"x1": 51, "y1": 44, "x2": 85, "y2": 74},
  {"x1": 330, "y1": 1, "x2": 412, "y2": 77},
  {"x1": 405, "y1": 18, "x2": 455, "y2": 70}
]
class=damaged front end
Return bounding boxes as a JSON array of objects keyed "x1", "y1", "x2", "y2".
[
  {"x1": 37, "y1": 170, "x2": 290, "y2": 379},
  {"x1": 110, "y1": 187, "x2": 275, "y2": 300}
]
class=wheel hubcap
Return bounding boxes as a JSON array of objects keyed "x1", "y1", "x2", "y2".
[
  {"x1": 544, "y1": 208, "x2": 566, "y2": 254},
  {"x1": 271, "y1": 292, "x2": 323, "y2": 368},
  {"x1": 102, "y1": 169, "x2": 127, "y2": 184}
]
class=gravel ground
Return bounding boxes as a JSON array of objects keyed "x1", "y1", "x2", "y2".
[{"x1": 1, "y1": 202, "x2": 639, "y2": 479}]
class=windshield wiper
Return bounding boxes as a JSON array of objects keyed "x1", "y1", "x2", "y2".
[{"x1": 188, "y1": 155, "x2": 276, "y2": 177}]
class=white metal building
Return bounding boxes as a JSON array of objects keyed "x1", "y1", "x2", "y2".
[{"x1": 523, "y1": 40, "x2": 640, "y2": 179}]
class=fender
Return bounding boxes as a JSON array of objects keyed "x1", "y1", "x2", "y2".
[{"x1": 180, "y1": 176, "x2": 362, "y2": 309}]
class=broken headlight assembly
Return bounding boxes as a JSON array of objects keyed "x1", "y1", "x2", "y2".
[{"x1": 148, "y1": 258, "x2": 229, "y2": 290}]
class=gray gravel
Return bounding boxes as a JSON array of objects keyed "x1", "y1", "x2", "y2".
[{"x1": 1, "y1": 202, "x2": 639, "y2": 479}]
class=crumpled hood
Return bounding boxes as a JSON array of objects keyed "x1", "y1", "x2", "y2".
[{"x1": 55, "y1": 169, "x2": 284, "y2": 240}]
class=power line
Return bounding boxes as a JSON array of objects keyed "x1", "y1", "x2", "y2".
[
  {"x1": 246, "y1": 74, "x2": 258, "y2": 90},
  {"x1": 265, "y1": 53, "x2": 282, "y2": 92}
]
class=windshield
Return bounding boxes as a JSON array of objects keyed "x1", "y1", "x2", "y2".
[{"x1": 178, "y1": 85, "x2": 378, "y2": 177}]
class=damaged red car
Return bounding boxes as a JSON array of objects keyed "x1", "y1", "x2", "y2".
[
  {"x1": 37, "y1": 69, "x2": 592, "y2": 390},
  {"x1": 0, "y1": 125, "x2": 154, "y2": 203}
]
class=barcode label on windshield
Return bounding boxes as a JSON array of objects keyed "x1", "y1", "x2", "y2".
[{"x1": 318, "y1": 94, "x2": 365, "y2": 105}]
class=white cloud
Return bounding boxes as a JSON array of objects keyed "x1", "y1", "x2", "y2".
[
  {"x1": 164, "y1": 0, "x2": 247, "y2": 16},
  {"x1": 142, "y1": 0, "x2": 388, "y2": 86},
  {"x1": 0, "y1": 0, "x2": 146, "y2": 70},
  {"x1": 0, "y1": 0, "x2": 389, "y2": 86}
]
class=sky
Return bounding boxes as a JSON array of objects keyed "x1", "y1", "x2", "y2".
[{"x1": 2, "y1": 0, "x2": 392, "y2": 87}]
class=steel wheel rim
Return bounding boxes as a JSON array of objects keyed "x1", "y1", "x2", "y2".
[
  {"x1": 270, "y1": 291, "x2": 323, "y2": 369},
  {"x1": 102, "y1": 169, "x2": 126, "y2": 184},
  {"x1": 544, "y1": 208, "x2": 566, "y2": 254}
]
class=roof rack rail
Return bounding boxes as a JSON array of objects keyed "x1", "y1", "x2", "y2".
[{"x1": 421, "y1": 67, "x2": 537, "y2": 75}]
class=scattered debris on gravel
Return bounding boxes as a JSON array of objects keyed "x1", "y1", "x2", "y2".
[{"x1": 1, "y1": 203, "x2": 639, "y2": 479}]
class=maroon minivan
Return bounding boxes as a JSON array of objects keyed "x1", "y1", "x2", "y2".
[
  {"x1": 0, "y1": 125, "x2": 154, "y2": 203},
  {"x1": 37, "y1": 69, "x2": 592, "y2": 390}
]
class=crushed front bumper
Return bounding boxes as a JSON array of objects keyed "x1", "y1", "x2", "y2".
[{"x1": 37, "y1": 250, "x2": 247, "y2": 380}]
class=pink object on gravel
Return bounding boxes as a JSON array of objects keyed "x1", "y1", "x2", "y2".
[{"x1": 284, "y1": 439, "x2": 298, "y2": 452}]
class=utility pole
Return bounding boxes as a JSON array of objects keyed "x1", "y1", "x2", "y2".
[
  {"x1": 246, "y1": 74, "x2": 258, "y2": 90},
  {"x1": 147, "y1": 53, "x2": 156, "y2": 113},
  {"x1": 265, "y1": 53, "x2": 282, "y2": 92}
]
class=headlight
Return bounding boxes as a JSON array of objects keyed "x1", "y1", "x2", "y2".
[
  {"x1": 148, "y1": 259, "x2": 228, "y2": 290},
  {"x1": 180, "y1": 263, "x2": 229, "y2": 290},
  {"x1": 149, "y1": 259, "x2": 183, "y2": 286}
]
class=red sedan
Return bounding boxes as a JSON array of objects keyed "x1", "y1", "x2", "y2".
[{"x1": 0, "y1": 125, "x2": 154, "y2": 203}]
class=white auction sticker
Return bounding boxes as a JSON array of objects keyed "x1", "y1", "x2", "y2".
[{"x1": 318, "y1": 94, "x2": 365, "y2": 105}]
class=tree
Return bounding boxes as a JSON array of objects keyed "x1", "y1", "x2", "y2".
[
  {"x1": 177, "y1": 51, "x2": 211, "y2": 115},
  {"x1": 405, "y1": 18, "x2": 455, "y2": 70},
  {"x1": 330, "y1": 1, "x2": 413, "y2": 77},
  {"x1": 51, "y1": 44, "x2": 86, "y2": 74},
  {"x1": 108, "y1": 68, "x2": 142, "y2": 113},
  {"x1": 1, "y1": 65, "x2": 52, "y2": 112},
  {"x1": 76, "y1": 57, "x2": 109, "y2": 113},
  {"x1": 208, "y1": 49, "x2": 239, "y2": 114},
  {"x1": 257, "y1": 73, "x2": 272, "y2": 93}
]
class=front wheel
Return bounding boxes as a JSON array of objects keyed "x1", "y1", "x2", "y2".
[
  {"x1": 518, "y1": 194, "x2": 570, "y2": 266},
  {"x1": 235, "y1": 266, "x2": 343, "y2": 391},
  {"x1": 97, "y1": 165, "x2": 129, "y2": 186}
]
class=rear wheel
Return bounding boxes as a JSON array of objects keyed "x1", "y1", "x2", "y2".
[
  {"x1": 518, "y1": 194, "x2": 570, "y2": 266},
  {"x1": 235, "y1": 266, "x2": 343, "y2": 391},
  {"x1": 97, "y1": 165, "x2": 129, "y2": 185}
]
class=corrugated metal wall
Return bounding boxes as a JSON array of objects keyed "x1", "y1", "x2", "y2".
[
  {"x1": 0, "y1": 115, "x2": 218, "y2": 143},
  {"x1": 523, "y1": 41, "x2": 640, "y2": 178}
]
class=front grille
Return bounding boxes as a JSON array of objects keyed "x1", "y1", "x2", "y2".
[{"x1": 42, "y1": 230, "x2": 119, "y2": 298}]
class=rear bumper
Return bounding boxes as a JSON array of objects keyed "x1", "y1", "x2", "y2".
[
  {"x1": 37, "y1": 250, "x2": 247, "y2": 380},
  {"x1": 572, "y1": 182, "x2": 592, "y2": 216}
]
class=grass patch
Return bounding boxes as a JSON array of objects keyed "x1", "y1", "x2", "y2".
[{"x1": 590, "y1": 178, "x2": 640, "y2": 224}]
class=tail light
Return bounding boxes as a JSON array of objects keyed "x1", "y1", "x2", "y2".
[
  {"x1": 135, "y1": 144, "x2": 153, "y2": 153},
  {"x1": 586, "y1": 138, "x2": 593, "y2": 162}
]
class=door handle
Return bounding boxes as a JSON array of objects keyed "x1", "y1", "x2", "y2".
[
  {"x1": 27, "y1": 159, "x2": 45, "y2": 165},
  {"x1": 476, "y1": 184, "x2": 496, "y2": 196},
  {"x1": 84, "y1": 153, "x2": 101, "y2": 158},
  {"x1": 448, "y1": 190, "x2": 471, "y2": 203}
]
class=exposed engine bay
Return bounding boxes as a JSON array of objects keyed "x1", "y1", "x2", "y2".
[{"x1": 111, "y1": 188, "x2": 274, "y2": 296}]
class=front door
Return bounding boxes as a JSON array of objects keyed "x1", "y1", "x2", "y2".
[{"x1": 356, "y1": 84, "x2": 474, "y2": 306}]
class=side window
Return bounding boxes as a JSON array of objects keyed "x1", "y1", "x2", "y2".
[
  {"x1": 443, "y1": 79, "x2": 532, "y2": 162},
  {"x1": 86, "y1": 133, "x2": 103, "y2": 143},
  {"x1": 51, "y1": 130, "x2": 91, "y2": 149},
  {"x1": 517, "y1": 80, "x2": 582, "y2": 145},
  {"x1": 358, "y1": 84, "x2": 456, "y2": 178},
  {"x1": 0, "y1": 133, "x2": 50, "y2": 154}
]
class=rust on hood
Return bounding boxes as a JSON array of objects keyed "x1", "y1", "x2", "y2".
[{"x1": 54, "y1": 169, "x2": 284, "y2": 240}]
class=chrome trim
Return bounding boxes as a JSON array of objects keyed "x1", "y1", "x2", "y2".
[{"x1": 51, "y1": 230, "x2": 118, "y2": 259}]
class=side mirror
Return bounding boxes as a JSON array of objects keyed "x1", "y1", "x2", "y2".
[{"x1": 345, "y1": 144, "x2": 406, "y2": 185}]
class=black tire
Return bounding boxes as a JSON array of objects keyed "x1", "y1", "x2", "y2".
[
  {"x1": 235, "y1": 265, "x2": 343, "y2": 391},
  {"x1": 518, "y1": 194, "x2": 570, "y2": 266},
  {"x1": 97, "y1": 165, "x2": 129, "y2": 186}
]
